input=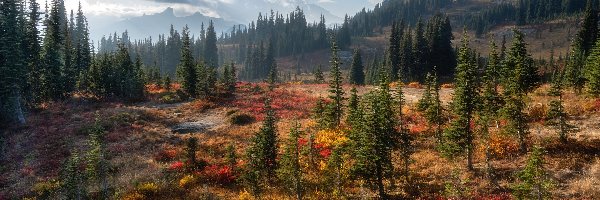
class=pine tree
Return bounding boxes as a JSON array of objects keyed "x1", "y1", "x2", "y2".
[
  {"x1": 314, "y1": 65, "x2": 325, "y2": 84},
  {"x1": 204, "y1": 20, "x2": 219, "y2": 68},
  {"x1": 61, "y1": 150, "x2": 87, "y2": 199},
  {"x1": 346, "y1": 87, "x2": 361, "y2": 127},
  {"x1": 349, "y1": 49, "x2": 365, "y2": 85},
  {"x1": 395, "y1": 70, "x2": 413, "y2": 186},
  {"x1": 177, "y1": 26, "x2": 197, "y2": 97},
  {"x1": 244, "y1": 98, "x2": 278, "y2": 196},
  {"x1": 41, "y1": 0, "x2": 66, "y2": 101},
  {"x1": 547, "y1": 67, "x2": 577, "y2": 143},
  {"x1": 0, "y1": 0, "x2": 26, "y2": 124},
  {"x1": 585, "y1": 39, "x2": 600, "y2": 96},
  {"x1": 389, "y1": 21, "x2": 403, "y2": 81},
  {"x1": 277, "y1": 122, "x2": 304, "y2": 200},
  {"x1": 417, "y1": 73, "x2": 434, "y2": 112},
  {"x1": 185, "y1": 137, "x2": 199, "y2": 171},
  {"x1": 85, "y1": 115, "x2": 109, "y2": 199},
  {"x1": 424, "y1": 70, "x2": 444, "y2": 144},
  {"x1": 565, "y1": 3, "x2": 597, "y2": 93},
  {"x1": 512, "y1": 146, "x2": 553, "y2": 200},
  {"x1": 24, "y1": 0, "x2": 42, "y2": 105},
  {"x1": 413, "y1": 18, "x2": 429, "y2": 82},
  {"x1": 326, "y1": 40, "x2": 345, "y2": 128},
  {"x1": 443, "y1": 31, "x2": 479, "y2": 170},
  {"x1": 502, "y1": 29, "x2": 538, "y2": 153}
]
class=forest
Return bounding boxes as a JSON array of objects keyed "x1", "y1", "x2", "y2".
[{"x1": 1, "y1": 0, "x2": 600, "y2": 199}]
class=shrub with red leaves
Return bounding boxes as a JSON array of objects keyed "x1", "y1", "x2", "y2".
[
  {"x1": 154, "y1": 149, "x2": 178, "y2": 162},
  {"x1": 202, "y1": 165, "x2": 236, "y2": 185},
  {"x1": 168, "y1": 161, "x2": 184, "y2": 171},
  {"x1": 231, "y1": 84, "x2": 318, "y2": 120}
]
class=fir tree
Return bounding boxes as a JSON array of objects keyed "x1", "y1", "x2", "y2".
[
  {"x1": 349, "y1": 49, "x2": 365, "y2": 85},
  {"x1": 226, "y1": 144, "x2": 237, "y2": 172},
  {"x1": 389, "y1": 21, "x2": 403, "y2": 81},
  {"x1": 512, "y1": 146, "x2": 554, "y2": 200},
  {"x1": 61, "y1": 150, "x2": 87, "y2": 199},
  {"x1": 424, "y1": 70, "x2": 444, "y2": 144},
  {"x1": 314, "y1": 65, "x2": 325, "y2": 84},
  {"x1": 85, "y1": 115, "x2": 109, "y2": 199},
  {"x1": 0, "y1": 0, "x2": 26, "y2": 124},
  {"x1": 443, "y1": 31, "x2": 479, "y2": 170},
  {"x1": 417, "y1": 73, "x2": 434, "y2": 112},
  {"x1": 585, "y1": 39, "x2": 600, "y2": 96},
  {"x1": 41, "y1": 0, "x2": 66, "y2": 101},
  {"x1": 277, "y1": 122, "x2": 304, "y2": 200},
  {"x1": 546, "y1": 68, "x2": 577, "y2": 143},
  {"x1": 326, "y1": 40, "x2": 345, "y2": 128},
  {"x1": 244, "y1": 98, "x2": 278, "y2": 196},
  {"x1": 24, "y1": 0, "x2": 42, "y2": 105},
  {"x1": 204, "y1": 20, "x2": 219, "y2": 68},
  {"x1": 502, "y1": 29, "x2": 538, "y2": 153},
  {"x1": 479, "y1": 40, "x2": 503, "y2": 184},
  {"x1": 177, "y1": 26, "x2": 197, "y2": 97}
]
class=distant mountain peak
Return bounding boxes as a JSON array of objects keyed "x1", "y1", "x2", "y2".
[{"x1": 161, "y1": 7, "x2": 175, "y2": 16}]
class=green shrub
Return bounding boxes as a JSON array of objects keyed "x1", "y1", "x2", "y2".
[{"x1": 229, "y1": 113, "x2": 255, "y2": 125}]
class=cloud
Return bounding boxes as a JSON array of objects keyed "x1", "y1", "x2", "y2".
[{"x1": 147, "y1": 0, "x2": 193, "y2": 4}]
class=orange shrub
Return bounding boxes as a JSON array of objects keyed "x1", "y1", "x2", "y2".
[
  {"x1": 489, "y1": 134, "x2": 520, "y2": 159},
  {"x1": 583, "y1": 98, "x2": 600, "y2": 113},
  {"x1": 154, "y1": 149, "x2": 178, "y2": 162},
  {"x1": 441, "y1": 83, "x2": 454, "y2": 89},
  {"x1": 191, "y1": 100, "x2": 218, "y2": 112},
  {"x1": 407, "y1": 82, "x2": 423, "y2": 89},
  {"x1": 528, "y1": 103, "x2": 547, "y2": 123}
]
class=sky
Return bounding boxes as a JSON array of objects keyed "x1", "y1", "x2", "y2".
[
  {"x1": 45, "y1": 0, "x2": 382, "y2": 41},
  {"x1": 54, "y1": 0, "x2": 381, "y2": 21}
]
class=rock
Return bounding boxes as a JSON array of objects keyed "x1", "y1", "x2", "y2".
[{"x1": 171, "y1": 122, "x2": 212, "y2": 134}]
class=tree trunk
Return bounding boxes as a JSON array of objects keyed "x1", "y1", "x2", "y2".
[
  {"x1": 376, "y1": 160, "x2": 386, "y2": 199},
  {"x1": 5, "y1": 90, "x2": 26, "y2": 125}
]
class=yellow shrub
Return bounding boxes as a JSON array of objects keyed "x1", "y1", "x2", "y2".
[
  {"x1": 237, "y1": 190, "x2": 254, "y2": 200},
  {"x1": 136, "y1": 182, "x2": 159, "y2": 196},
  {"x1": 528, "y1": 103, "x2": 547, "y2": 122},
  {"x1": 122, "y1": 192, "x2": 145, "y2": 200},
  {"x1": 179, "y1": 174, "x2": 197, "y2": 188},
  {"x1": 316, "y1": 129, "x2": 348, "y2": 147}
]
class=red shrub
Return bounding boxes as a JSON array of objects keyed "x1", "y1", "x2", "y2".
[
  {"x1": 169, "y1": 161, "x2": 184, "y2": 171},
  {"x1": 154, "y1": 149, "x2": 178, "y2": 162},
  {"x1": 203, "y1": 165, "x2": 236, "y2": 185}
]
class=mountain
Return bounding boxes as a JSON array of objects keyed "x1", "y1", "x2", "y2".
[{"x1": 93, "y1": 7, "x2": 241, "y2": 41}]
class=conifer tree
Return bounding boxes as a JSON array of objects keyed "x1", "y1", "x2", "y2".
[
  {"x1": 226, "y1": 144, "x2": 237, "y2": 172},
  {"x1": 502, "y1": 29, "x2": 538, "y2": 153},
  {"x1": 85, "y1": 116, "x2": 109, "y2": 199},
  {"x1": 0, "y1": 0, "x2": 26, "y2": 124},
  {"x1": 443, "y1": 31, "x2": 479, "y2": 170},
  {"x1": 204, "y1": 20, "x2": 219, "y2": 68},
  {"x1": 346, "y1": 88, "x2": 361, "y2": 127},
  {"x1": 41, "y1": 0, "x2": 66, "y2": 101},
  {"x1": 417, "y1": 73, "x2": 434, "y2": 112},
  {"x1": 424, "y1": 70, "x2": 444, "y2": 144},
  {"x1": 547, "y1": 67, "x2": 577, "y2": 143},
  {"x1": 349, "y1": 49, "x2": 365, "y2": 85},
  {"x1": 61, "y1": 150, "x2": 87, "y2": 199},
  {"x1": 244, "y1": 98, "x2": 278, "y2": 196},
  {"x1": 389, "y1": 21, "x2": 403, "y2": 81},
  {"x1": 512, "y1": 146, "x2": 553, "y2": 200},
  {"x1": 177, "y1": 26, "x2": 197, "y2": 97},
  {"x1": 585, "y1": 39, "x2": 600, "y2": 96},
  {"x1": 479, "y1": 41, "x2": 503, "y2": 184},
  {"x1": 395, "y1": 70, "x2": 413, "y2": 185},
  {"x1": 566, "y1": 0, "x2": 599, "y2": 93},
  {"x1": 326, "y1": 40, "x2": 345, "y2": 128},
  {"x1": 24, "y1": 0, "x2": 42, "y2": 105},
  {"x1": 277, "y1": 122, "x2": 304, "y2": 200},
  {"x1": 314, "y1": 65, "x2": 324, "y2": 84}
]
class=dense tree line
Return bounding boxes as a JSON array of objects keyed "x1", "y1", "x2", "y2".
[
  {"x1": 1, "y1": 0, "x2": 93, "y2": 125},
  {"x1": 365, "y1": 14, "x2": 455, "y2": 83}
]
